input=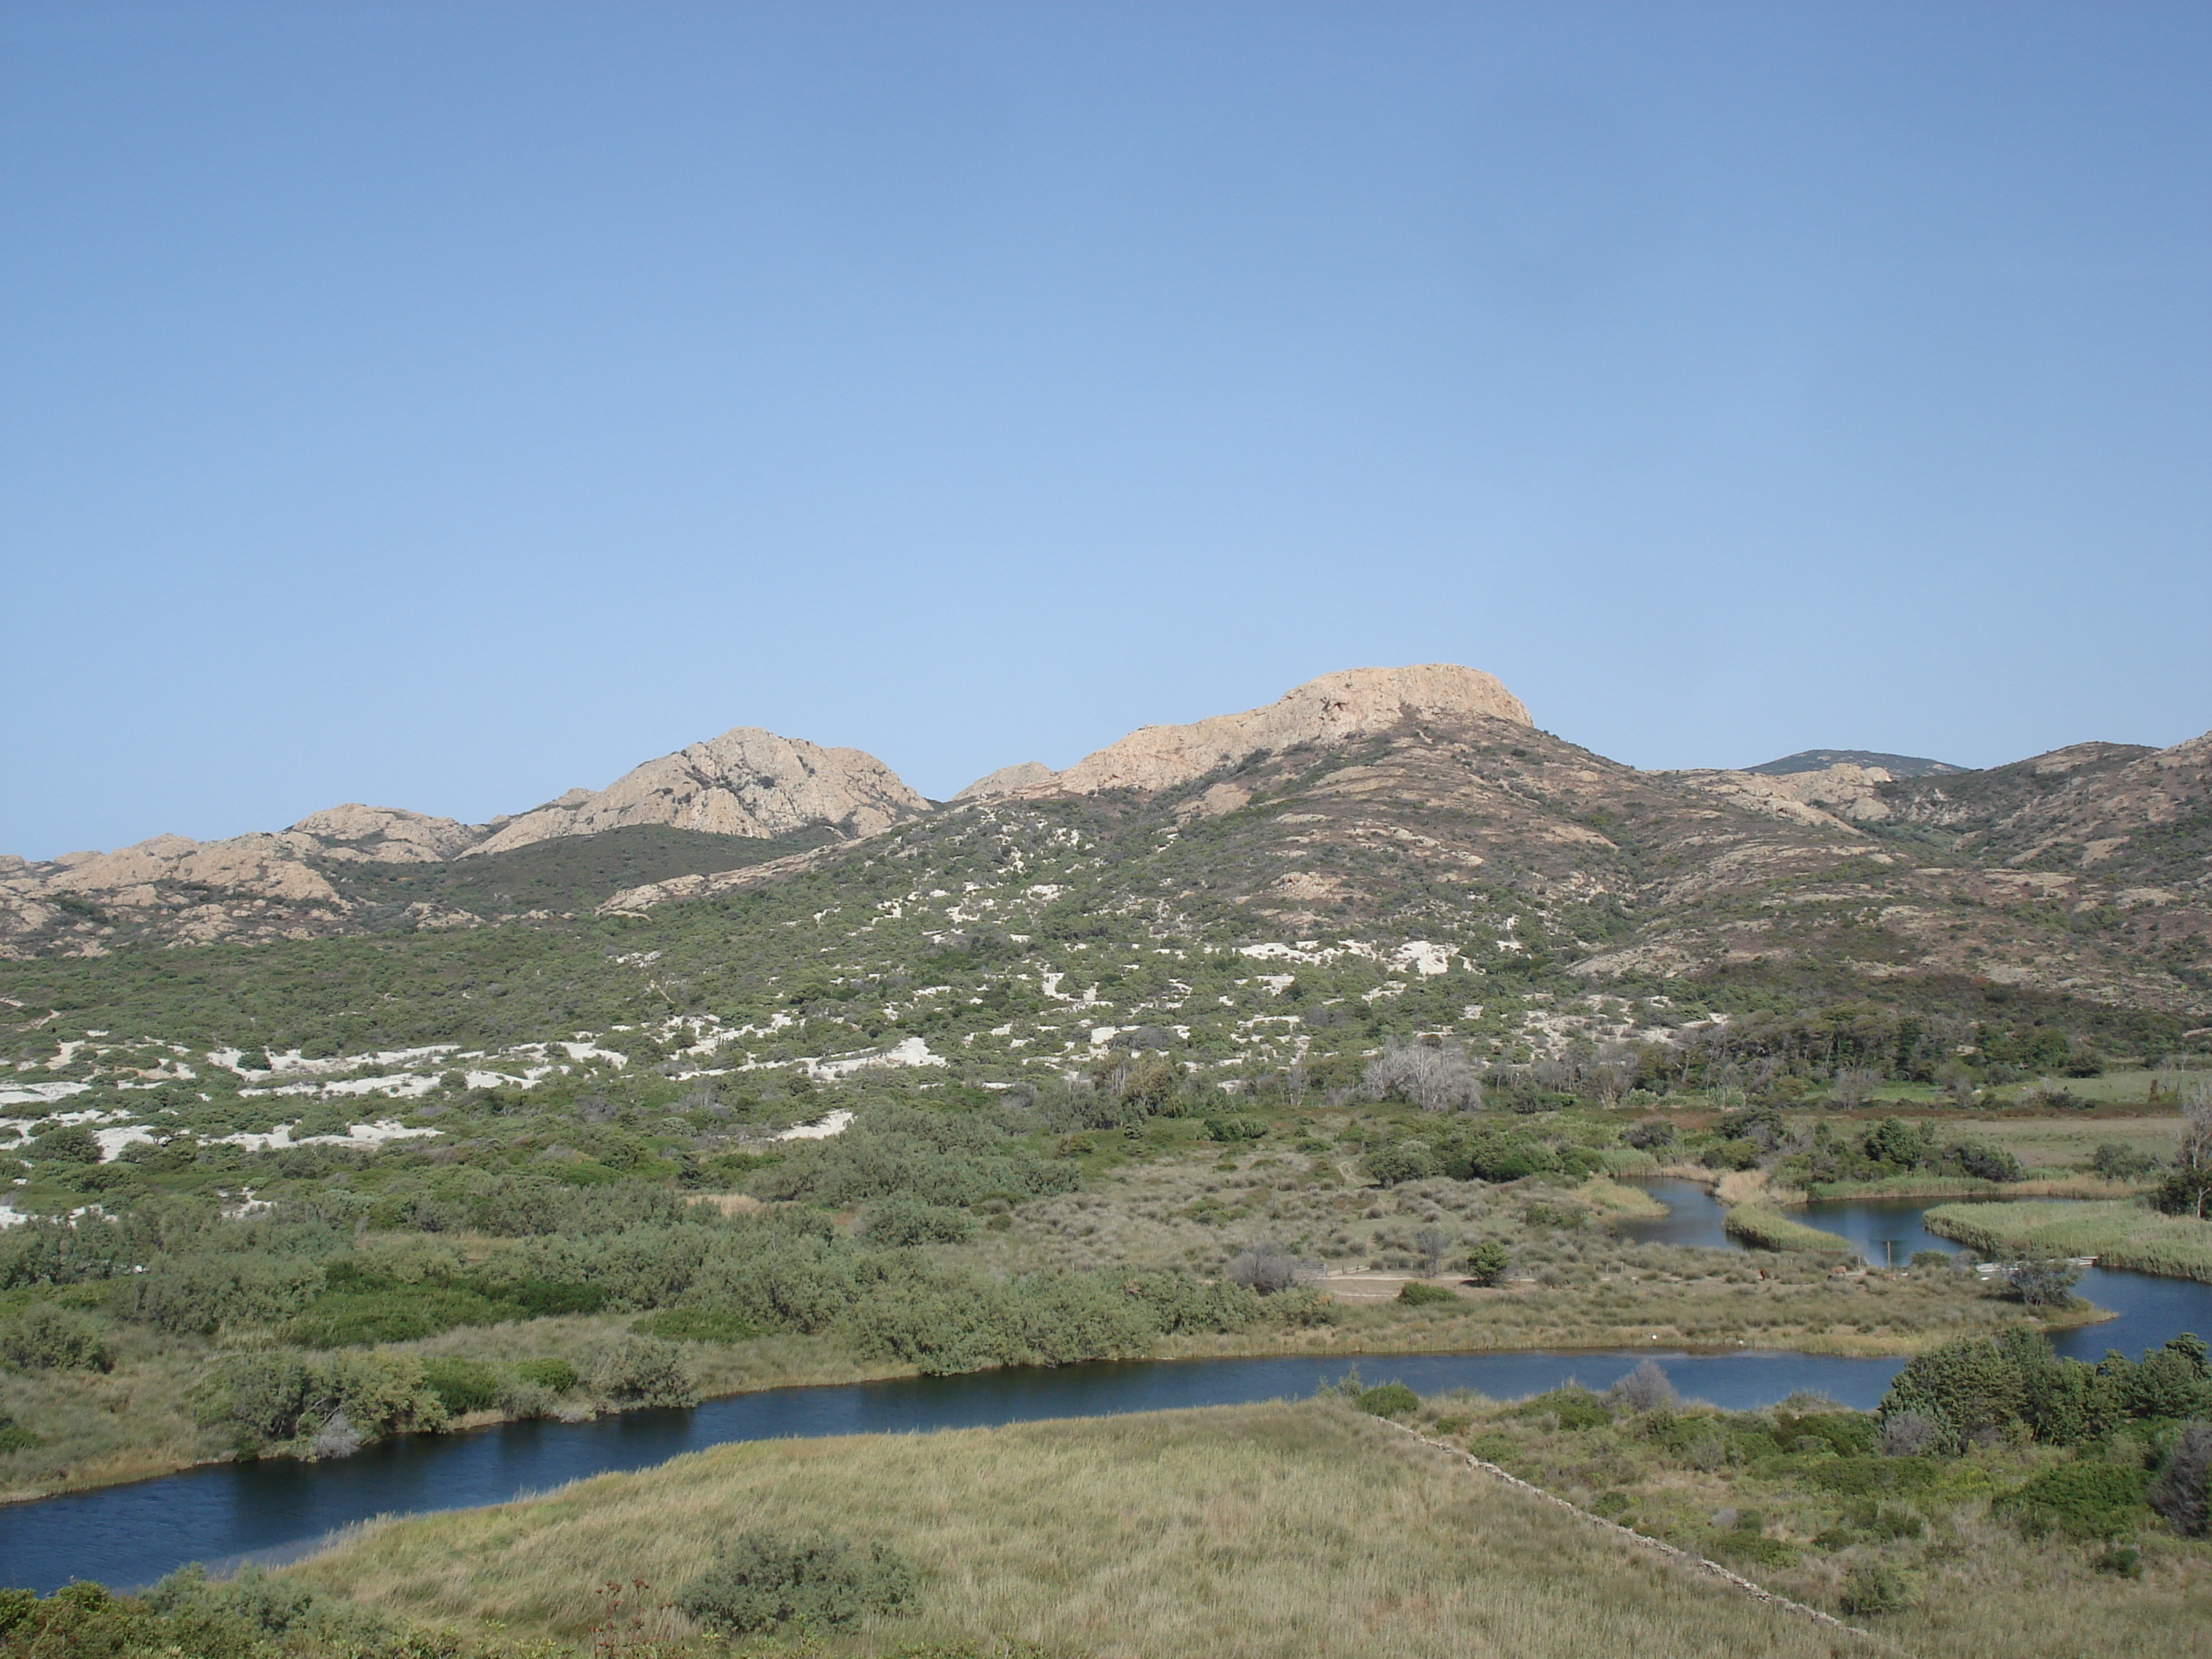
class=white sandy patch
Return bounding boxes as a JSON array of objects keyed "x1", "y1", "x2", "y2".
[
  {"x1": 1392, "y1": 941, "x2": 1452, "y2": 976},
  {"x1": 804, "y1": 1035, "x2": 947, "y2": 1081},
  {"x1": 215, "y1": 1119, "x2": 443, "y2": 1152},
  {"x1": 774, "y1": 1108, "x2": 856, "y2": 1141},
  {"x1": 560, "y1": 1042, "x2": 629, "y2": 1066},
  {"x1": 0, "y1": 1081, "x2": 94, "y2": 1109},
  {"x1": 92, "y1": 1124, "x2": 159, "y2": 1160}
]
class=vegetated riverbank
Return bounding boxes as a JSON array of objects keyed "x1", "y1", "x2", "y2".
[
  {"x1": 3, "y1": 1135, "x2": 2068, "y2": 1505},
  {"x1": 1723, "y1": 1205, "x2": 1859, "y2": 1255},
  {"x1": 2, "y1": 1251, "x2": 2069, "y2": 1507},
  {"x1": 277, "y1": 1400, "x2": 1889, "y2": 1659},
  {"x1": 1924, "y1": 1201, "x2": 2212, "y2": 1284}
]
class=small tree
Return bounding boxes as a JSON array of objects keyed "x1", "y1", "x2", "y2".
[
  {"x1": 1611, "y1": 1359, "x2": 1676, "y2": 1413},
  {"x1": 1361, "y1": 1040, "x2": 1481, "y2": 1114},
  {"x1": 1829, "y1": 1068, "x2": 1883, "y2": 1109},
  {"x1": 2003, "y1": 1253, "x2": 2082, "y2": 1306},
  {"x1": 1463, "y1": 1240, "x2": 1511, "y2": 1286},
  {"x1": 2149, "y1": 1422, "x2": 2211, "y2": 1537},
  {"x1": 1414, "y1": 1227, "x2": 1450, "y2": 1276},
  {"x1": 2155, "y1": 1082, "x2": 2212, "y2": 1219},
  {"x1": 1225, "y1": 1243, "x2": 1302, "y2": 1295}
]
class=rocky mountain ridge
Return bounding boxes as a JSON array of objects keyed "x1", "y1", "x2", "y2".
[
  {"x1": 0, "y1": 726, "x2": 927, "y2": 956},
  {"x1": 4, "y1": 667, "x2": 2207, "y2": 1016}
]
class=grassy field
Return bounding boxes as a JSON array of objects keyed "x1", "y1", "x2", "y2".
[
  {"x1": 1420, "y1": 1386, "x2": 2212, "y2": 1659},
  {"x1": 291, "y1": 1401, "x2": 1866, "y2": 1659},
  {"x1": 284, "y1": 1394, "x2": 2212, "y2": 1659},
  {"x1": 1922, "y1": 1199, "x2": 2212, "y2": 1284}
]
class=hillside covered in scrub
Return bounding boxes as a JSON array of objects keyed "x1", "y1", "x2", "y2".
[{"x1": 0, "y1": 664, "x2": 2208, "y2": 1511}]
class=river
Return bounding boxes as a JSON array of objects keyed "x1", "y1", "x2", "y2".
[{"x1": 2, "y1": 1185, "x2": 2204, "y2": 1595}]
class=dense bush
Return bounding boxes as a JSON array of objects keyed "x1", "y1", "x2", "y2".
[
  {"x1": 583, "y1": 1335, "x2": 697, "y2": 1407},
  {"x1": 1225, "y1": 1243, "x2": 1303, "y2": 1294},
  {"x1": 1463, "y1": 1240, "x2": 1511, "y2": 1285},
  {"x1": 1880, "y1": 1330, "x2": 2212, "y2": 1450},
  {"x1": 1356, "y1": 1382, "x2": 1419, "y2": 1418},
  {"x1": 195, "y1": 1350, "x2": 449, "y2": 1450},
  {"x1": 420, "y1": 1356, "x2": 501, "y2": 1415},
  {"x1": 676, "y1": 1530, "x2": 914, "y2": 1634},
  {"x1": 513, "y1": 1356, "x2": 578, "y2": 1393},
  {"x1": 857, "y1": 1196, "x2": 976, "y2": 1247},
  {"x1": 1785, "y1": 1117, "x2": 2027, "y2": 1188},
  {"x1": 2089, "y1": 1142, "x2": 2163, "y2": 1181},
  {"x1": 1994, "y1": 1461, "x2": 2149, "y2": 1539},
  {"x1": 753, "y1": 1105, "x2": 1075, "y2": 1209},
  {"x1": 1363, "y1": 1141, "x2": 1439, "y2": 1185},
  {"x1": 0, "y1": 1304, "x2": 113, "y2": 1372},
  {"x1": 1396, "y1": 1281, "x2": 1458, "y2": 1307},
  {"x1": 1838, "y1": 1562, "x2": 1914, "y2": 1615},
  {"x1": 844, "y1": 1265, "x2": 1160, "y2": 1374},
  {"x1": 2148, "y1": 1421, "x2": 2210, "y2": 1536}
]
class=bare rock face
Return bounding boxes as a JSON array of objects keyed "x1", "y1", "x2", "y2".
[
  {"x1": 953, "y1": 761, "x2": 1058, "y2": 801},
  {"x1": 1039, "y1": 665, "x2": 1531, "y2": 797},
  {"x1": 286, "y1": 804, "x2": 488, "y2": 863},
  {"x1": 1666, "y1": 763, "x2": 1895, "y2": 828},
  {"x1": 467, "y1": 727, "x2": 927, "y2": 856}
]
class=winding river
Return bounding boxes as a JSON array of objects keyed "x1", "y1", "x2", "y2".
[{"x1": 2, "y1": 1186, "x2": 2205, "y2": 1595}]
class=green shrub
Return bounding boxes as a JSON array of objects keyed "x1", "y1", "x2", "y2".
[
  {"x1": 1463, "y1": 1240, "x2": 1511, "y2": 1286},
  {"x1": 421, "y1": 1357, "x2": 500, "y2": 1415},
  {"x1": 1396, "y1": 1281, "x2": 1459, "y2": 1307},
  {"x1": 2148, "y1": 1421, "x2": 2210, "y2": 1536},
  {"x1": 1511, "y1": 1386, "x2": 1610, "y2": 1430},
  {"x1": 0, "y1": 1303, "x2": 114, "y2": 1372},
  {"x1": 514, "y1": 1357, "x2": 578, "y2": 1393},
  {"x1": 193, "y1": 1350, "x2": 449, "y2": 1448},
  {"x1": 1357, "y1": 1382, "x2": 1420, "y2": 1419},
  {"x1": 1363, "y1": 1141, "x2": 1439, "y2": 1185},
  {"x1": 24, "y1": 1124, "x2": 100, "y2": 1164},
  {"x1": 1205, "y1": 1116, "x2": 1268, "y2": 1144},
  {"x1": 1838, "y1": 1562, "x2": 1914, "y2": 1615},
  {"x1": 676, "y1": 1531, "x2": 914, "y2": 1634},
  {"x1": 1995, "y1": 1460, "x2": 2150, "y2": 1539},
  {"x1": 583, "y1": 1335, "x2": 698, "y2": 1408},
  {"x1": 0, "y1": 1412, "x2": 41, "y2": 1452},
  {"x1": 858, "y1": 1196, "x2": 976, "y2": 1247}
]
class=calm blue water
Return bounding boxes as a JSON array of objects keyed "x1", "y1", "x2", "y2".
[{"x1": 1, "y1": 1186, "x2": 2203, "y2": 1595}]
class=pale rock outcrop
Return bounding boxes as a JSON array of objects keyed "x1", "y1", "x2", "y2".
[
  {"x1": 954, "y1": 761, "x2": 1058, "y2": 801},
  {"x1": 470, "y1": 727, "x2": 926, "y2": 856},
  {"x1": 1033, "y1": 665, "x2": 1531, "y2": 799},
  {"x1": 1665, "y1": 764, "x2": 1894, "y2": 830},
  {"x1": 287, "y1": 804, "x2": 488, "y2": 863},
  {"x1": 46, "y1": 834, "x2": 345, "y2": 904}
]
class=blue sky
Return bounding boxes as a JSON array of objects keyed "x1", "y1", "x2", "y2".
[{"x1": 5, "y1": 2, "x2": 2208, "y2": 859}]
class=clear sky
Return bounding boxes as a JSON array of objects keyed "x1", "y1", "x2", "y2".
[{"x1": 5, "y1": 2, "x2": 2209, "y2": 860}]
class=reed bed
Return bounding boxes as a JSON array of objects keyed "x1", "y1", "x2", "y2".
[
  {"x1": 1922, "y1": 1199, "x2": 2212, "y2": 1284},
  {"x1": 1723, "y1": 1206, "x2": 1859, "y2": 1257}
]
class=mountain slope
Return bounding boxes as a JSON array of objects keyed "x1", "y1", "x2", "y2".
[{"x1": 0, "y1": 724, "x2": 924, "y2": 958}]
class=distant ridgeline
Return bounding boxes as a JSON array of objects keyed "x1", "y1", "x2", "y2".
[
  {"x1": 1745, "y1": 750, "x2": 1965, "y2": 778},
  {"x1": 2, "y1": 662, "x2": 2207, "y2": 1035}
]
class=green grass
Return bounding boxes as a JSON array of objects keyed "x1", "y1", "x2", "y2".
[
  {"x1": 1723, "y1": 1205, "x2": 1859, "y2": 1257},
  {"x1": 290, "y1": 1401, "x2": 1869, "y2": 1658},
  {"x1": 1921, "y1": 1199, "x2": 2212, "y2": 1284}
]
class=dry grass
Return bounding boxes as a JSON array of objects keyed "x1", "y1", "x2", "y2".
[
  {"x1": 290, "y1": 1400, "x2": 1867, "y2": 1659},
  {"x1": 1430, "y1": 1393, "x2": 2212, "y2": 1659}
]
